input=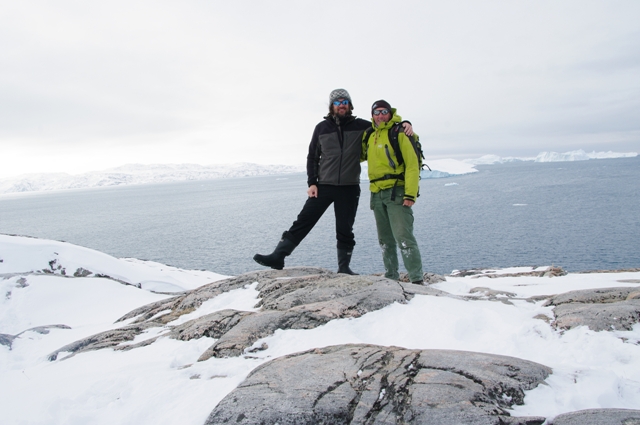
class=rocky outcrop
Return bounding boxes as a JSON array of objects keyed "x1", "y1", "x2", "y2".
[
  {"x1": 1, "y1": 325, "x2": 71, "y2": 350},
  {"x1": 48, "y1": 267, "x2": 449, "y2": 361},
  {"x1": 544, "y1": 287, "x2": 640, "y2": 331},
  {"x1": 40, "y1": 266, "x2": 640, "y2": 423},
  {"x1": 550, "y1": 408, "x2": 640, "y2": 424},
  {"x1": 205, "y1": 344, "x2": 551, "y2": 425},
  {"x1": 47, "y1": 322, "x2": 156, "y2": 360},
  {"x1": 47, "y1": 267, "x2": 640, "y2": 362},
  {"x1": 453, "y1": 266, "x2": 567, "y2": 279},
  {"x1": 47, "y1": 265, "x2": 640, "y2": 361}
]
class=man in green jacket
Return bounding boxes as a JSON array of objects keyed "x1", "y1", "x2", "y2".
[{"x1": 363, "y1": 100, "x2": 424, "y2": 284}]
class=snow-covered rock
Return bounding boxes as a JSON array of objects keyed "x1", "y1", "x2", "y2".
[
  {"x1": 0, "y1": 234, "x2": 227, "y2": 292},
  {"x1": 2, "y1": 235, "x2": 640, "y2": 425}
]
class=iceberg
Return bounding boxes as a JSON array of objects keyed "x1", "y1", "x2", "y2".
[
  {"x1": 464, "y1": 154, "x2": 534, "y2": 165},
  {"x1": 464, "y1": 149, "x2": 637, "y2": 165},
  {"x1": 361, "y1": 158, "x2": 478, "y2": 181},
  {"x1": 535, "y1": 150, "x2": 591, "y2": 162}
]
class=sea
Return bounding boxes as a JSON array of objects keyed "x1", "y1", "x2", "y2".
[{"x1": 1, "y1": 157, "x2": 639, "y2": 276}]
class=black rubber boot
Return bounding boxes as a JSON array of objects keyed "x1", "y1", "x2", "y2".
[
  {"x1": 337, "y1": 248, "x2": 358, "y2": 275},
  {"x1": 253, "y1": 233, "x2": 297, "y2": 270}
]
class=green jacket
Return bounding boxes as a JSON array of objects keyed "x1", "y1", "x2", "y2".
[{"x1": 362, "y1": 109, "x2": 420, "y2": 201}]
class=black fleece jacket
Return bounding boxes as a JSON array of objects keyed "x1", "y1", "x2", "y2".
[{"x1": 306, "y1": 114, "x2": 371, "y2": 187}]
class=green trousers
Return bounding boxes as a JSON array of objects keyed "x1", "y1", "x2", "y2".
[{"x1": 370, "y1": 187, "x2": 424, "y2": 282}]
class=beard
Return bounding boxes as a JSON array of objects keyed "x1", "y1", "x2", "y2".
[{"x1": 335, "y1": 107, "x2": 350, "y2": 117}]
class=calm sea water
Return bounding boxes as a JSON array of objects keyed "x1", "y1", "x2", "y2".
[{"x1": 1, "y1": 157, "x2": 638, "y2": 276}]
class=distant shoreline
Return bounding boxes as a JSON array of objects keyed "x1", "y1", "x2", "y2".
[{"x1": 1, "y1": 151, "x2": 637, "y2": 196}]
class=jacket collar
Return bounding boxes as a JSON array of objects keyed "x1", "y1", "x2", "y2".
[{"x1": 326, "y1": 113, "x2": 356, "y2": 126}]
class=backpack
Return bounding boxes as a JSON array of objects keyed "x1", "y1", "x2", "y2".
[{"x1": 363, "y1": 123, "x2": 430, "y2": 174}]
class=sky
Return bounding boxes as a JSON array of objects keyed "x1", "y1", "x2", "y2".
[
  {"x1": 2, "y1": 234, "x2": 640, "y2": 423},
  {"x1": 1, "y1": 0, "x2": 639, "y2": 178}
]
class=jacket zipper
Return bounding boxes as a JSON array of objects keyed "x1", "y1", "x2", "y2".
[
  {"x1": 385, "y1": 145, "x2": 396, "y2": 169},
  {"x1": 382, "y1": 126, "x2": 395, "y2": 169},
  {"x1": 337, "y1": 124, "x2": 344, "y2": 184},
  {"x1": 375, "y1": 129, "x2": 397, "y2": 170}
]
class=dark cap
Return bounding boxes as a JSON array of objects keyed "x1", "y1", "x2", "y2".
[{"x1": 371, "y1": 100, "x2": 392, "y2": 115}]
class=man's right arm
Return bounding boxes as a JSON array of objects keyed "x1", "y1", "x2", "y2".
[{"x1": 306, "y1": 125, "x2": 321, "y2": 188}]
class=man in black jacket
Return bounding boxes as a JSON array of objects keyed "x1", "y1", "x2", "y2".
[{"x1": 253, "y1": 89, "x2": 412, "y2": 274}]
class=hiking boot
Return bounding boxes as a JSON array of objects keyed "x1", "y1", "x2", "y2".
[
  {"x1": 412, "y1": 280, "x2": 425, "y2": 285},
  {"x1": 337, "y1": 248, "x2": 358, "y2": 275},
  {"x1": 253, "y1": 233, "x2": 297, "y2": 270}
]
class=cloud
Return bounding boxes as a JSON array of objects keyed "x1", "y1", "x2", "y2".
[{"x1": 1, "y1": 0, "x2": 638, "y2": 177}]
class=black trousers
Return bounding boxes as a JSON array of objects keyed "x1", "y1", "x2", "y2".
[{"x1": 284, "y1": 184, "x2": 360, "y2": 250}]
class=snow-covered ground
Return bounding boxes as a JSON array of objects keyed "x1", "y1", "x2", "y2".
[{"x1": 1, "y1": 234, "x2": 640, "y2": 424}]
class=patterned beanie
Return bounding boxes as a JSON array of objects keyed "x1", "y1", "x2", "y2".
[{"x1": 329, "y1": 88, "x2": 352, "y2": 104}]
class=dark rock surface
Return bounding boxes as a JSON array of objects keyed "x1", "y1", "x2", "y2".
[
  {"x1": 545, "y1": 287, "x2": 640, "y2": 306},
  {"x1": 0, "y1": 333, "x2": 15, "y2": 348},
  {"x1": 205, "y1": 344, "x2": 551, "y2": 425},
  {"x1": 452, "y1": 266, "x2": 567, "y2": 279},
  {"x1": 550, "y1": 408, "x2": 640, "y2": 424},
  {"x1": 545, "y1": 287, "x2": 640, "y2": 331}
]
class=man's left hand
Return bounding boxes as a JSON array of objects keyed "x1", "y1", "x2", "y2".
[
  {"x1": 403, "y1": 199, "x2": 415, "y2": 207},
  {"x1": 401, "y1": 122, "x2": 414, "y2": 136}
]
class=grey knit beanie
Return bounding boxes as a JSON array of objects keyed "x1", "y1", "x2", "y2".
[{"x1": 329, "y1": 88, "x2": 352, "y2": 104}]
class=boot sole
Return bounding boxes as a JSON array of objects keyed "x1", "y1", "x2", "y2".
[{"x1": 253, "y1": 255, "x2": 283, "y2": 270}]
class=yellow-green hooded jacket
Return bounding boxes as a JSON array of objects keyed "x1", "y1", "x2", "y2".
[{"x1": 362, "y1": 109, "x2": 420, "y2": 201}]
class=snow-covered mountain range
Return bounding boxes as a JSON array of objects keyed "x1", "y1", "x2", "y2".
[
  {"x1": 1, "y1": 150, "x2": 636, "y2": 195},
  {"x1": 0, "y1": 163, "x2": 305, "y2": 195}
]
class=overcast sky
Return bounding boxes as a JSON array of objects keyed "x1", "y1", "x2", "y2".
[{"x1": 1, "y1": 0, "x2": 639, "y2": 178}]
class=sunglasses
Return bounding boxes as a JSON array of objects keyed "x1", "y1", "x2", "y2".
[
  {"x1": 372, "y1": 109, "x2": 390, "y2": 116},
  {"x1": 332, "y1": 99, "x2": 349, "y2": 106}
]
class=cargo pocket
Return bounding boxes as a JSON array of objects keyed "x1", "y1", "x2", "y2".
[{"x1": 394, "y1": 186, "x2": 405, "y2": 205}]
